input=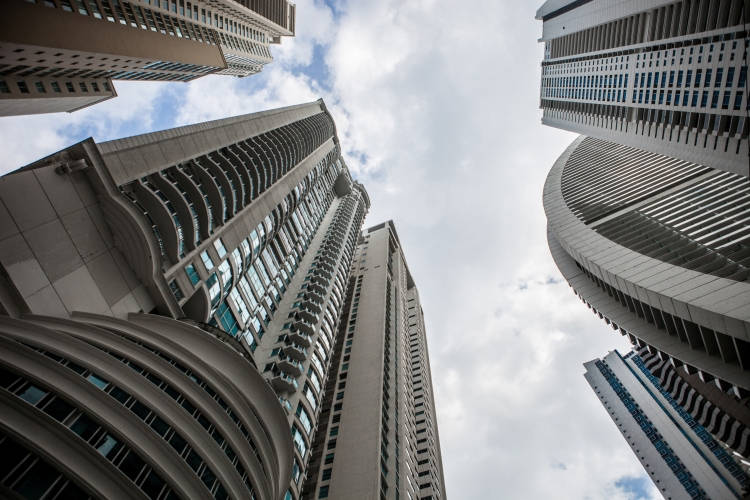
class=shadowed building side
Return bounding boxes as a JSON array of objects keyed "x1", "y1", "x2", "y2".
[{"x1": 0, "y1": 312, "x2": 293, "y2": 500}]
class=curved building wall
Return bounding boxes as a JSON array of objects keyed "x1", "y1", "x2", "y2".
[
  {"x1": 544, "y1": 135, "x2": 750, "y2": 395},
  {"x1": 0, "y1": 312, "x2": 292, "y2": 500}
]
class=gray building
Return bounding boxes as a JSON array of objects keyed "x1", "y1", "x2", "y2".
[
  {"x1": 300, "y1": 221, "x2": 446, "y2": 500},
  {"x1": 585, "y1": 349, "x2": 749, "y2": 499},
  {"x1": 537, "y1": 0, "x2": 749, "y2": 176},
  {"x1": 538, "y1": 0, "x2": 750, "y2": 480},
  {"x1": 544, "y1": 135, "x2": 750, "y2": 455},
  {"x1": 0, "y1": 99, "x2": 379, "y2": 500},
  {"x1": 0, "y1": 0, "x2": 295, "y2": 115}
]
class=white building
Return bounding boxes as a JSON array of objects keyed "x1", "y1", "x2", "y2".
[
  {"x1": 537, "y1": 0, "x2": 749, "y2": 176},
  {"x1": 584, "y1": 350, "x2": 749, "y2": 499}
]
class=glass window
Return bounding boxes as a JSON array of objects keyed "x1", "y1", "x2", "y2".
[
  {"x1": 308, "y1": 368, "x2": 321, "y2": 393},
  {"x1": 229, "y1": 289, "x2": 250, "y2": 323},
  {"x1": 206, "y1": 273, "x2": 221, "y2": 307},
  {"x1": 216, "y1": 301, "x2": 239, "y2": 336},
  {"x1": 213, "y1": 238, "x2": 227, "y2": 258},
  {"x1": 19, "y1": 384, "x2": 47, "y2": 405},
  {"x1": 86, "y1": 373, "x2": 109, "y2": 390},
  {"x1": 169, "y1": 279, "x2": 184, "y2": 301},
  {"x1": 304, "y1": 384, "x2": 317, "y2": 410},
  {"x1": 296, "y1": 404, "x2": 312, "y2": 434},
  {"x1": 218, "y1": 260, "x2": 232, "y2": 291},
  {"x1": 185, "y1": 263, "x2": 200, "y2": 286},
  {"x1": 311, "y1": 352, "x2": 324, "y2": 376},
  {"x1": 291, "y1": 425, "x2": 307, "y2": 457},
  {"x1": 200, "y1": 250, "x2": 214, "y2": 270}
]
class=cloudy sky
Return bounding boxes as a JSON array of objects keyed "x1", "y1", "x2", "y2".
[{"x1": 0, "y1": 1, "x2": 660, "y2": 498}]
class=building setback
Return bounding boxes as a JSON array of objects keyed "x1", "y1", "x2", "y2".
[
  {"x1": 301, "y1": 220, "x2": 446, "y2": 500},
  {"x1": 0, "y1": 0, "x2": 295, "y2": 115},
  {"x1": 537, "y1": 0, "x2": 750, "y2": 176},
  {"x1": 584, "y1": 349, "x2": 749, "y2": 499},
  {"x1": 0, "y1": 99, "x2": 379, "y2": 500}
]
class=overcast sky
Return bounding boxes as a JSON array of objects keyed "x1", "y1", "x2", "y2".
[{"x1": 0, "y1": 1, "x2": 660, "y2": 498}]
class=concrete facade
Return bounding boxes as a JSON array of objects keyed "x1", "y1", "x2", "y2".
[
  {"x1": 0, "y1": 0, "x2": 296, "y2": 115},
  {"x1": 537, "y1": 0, "x2": 750, "y2": 176},
  {"x1": 545, "y1": 136, "x2": 750, "y2": 393},
  {"x1": 0, "y1": 312, "x2": 293, "y2": 500},
  {"x1": 0, "y1": 99, "x2": 372, "y2": 500},
  {"x1": 301, "y1": 221, "x2": 446, "y2": 500},
  {"x1": 585, "y1": 349, "x2": 749, "y2": 499}
]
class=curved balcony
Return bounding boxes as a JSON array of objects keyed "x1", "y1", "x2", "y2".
[
  {"x1": 270, "y1": 372, "x2": 299, "y2": 393},
  {"x1": 300, "y1": 299, "x2": 322, "y2": 315},
  {"x1": 277, "y1": 357, "x2": 303, "y2": 377},
  {"x1": 288, "y1": 329, "x2": 312, "y2": 347},
  {"x1": 282, "y1": 343, "x2": 308, "y2": 361},
  {"x1": 296, "y1": 309, "x2": 318, "y2": 325},
  {"x1": 311, "y1": 268, "x2": 332, "y2": 281},
  {"x1": 307, "y1": 282, "x2": 326, "y2": 296},
  {"x1": 293, "y1": 319, "x2": 315, "y2": 337}
]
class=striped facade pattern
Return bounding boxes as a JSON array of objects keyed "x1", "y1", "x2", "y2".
[
  {"x1": 301, "y1": 222, "x2": 446, "y2": 500},
  {"x1": 270, "y1": 182, "x2": 370, "y2": 499},
  {"x1": 585, "y1": 350, "x2": 749, "y2": 499},
  {"x1": 121, "y1": 111, "x2": 335, "y2": 266},
  {"x1": 545, "y1": 0, "x2": 746, "y2": 59},
  {"x1": 0, "y1": 100, "x2": 376, "y2": 500},
  {"x1": 637, "y1": 345, "x2": 750, "y2": 458},
  {"x1": 553, "y1": 136, "x2": 750, "y2": 377},
  {"x1": 538, "y1": 0, "x2": 750, "y2": 176},
  {"x1": 544, "y1": 135, "x2": 749, "y2": 398},
  {"x1": 0, "y1": 313, "x2": 293, "y2": 500}
]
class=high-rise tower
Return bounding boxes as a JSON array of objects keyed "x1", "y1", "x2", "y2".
[
  {"x1": 301, "y1": 220, "x2": 446, "y2": 500},
  {"x1": 537, "y1": 0, "x2": 750, "y2": 487},
  {"x1": 537, "y1": 0, "x2": 749, "y2": 176},
  {"x1": 0, "y1": 0, "x2": 295, "y2": 115},
  {"x1": 0, "y1": 99, "x2": 372, "y2": 500},
  {"x1": 584, "y1": 349, "x2": 749, "y2": 499}
]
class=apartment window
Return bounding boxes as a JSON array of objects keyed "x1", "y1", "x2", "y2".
[
  {"x1": 319, "y1": 486, "x2": 329, "y2": 498},
  {"x1": 50, "y1": 81, "x2": 61, "y2": 93},
  {"x1": 185, "y1": 263, "x2": 200, "y2": 285},
  {"x1": 0, "y1": 81, "x2": 8, "y2": 93},
  {"x1": 324, "y1": 453, "x2": 334, "y2": 464},
  {"x1": 213, "y1": 238, "x2": 227, "y2": 258},
  {"x1": 200, "y1": 250, "x2": 214, "y2": 270},
  {"x1": 34, "y1": 81, "x2": 46, "y2": 93},
  {"x1": 322, "y1": 468, "x2": 332, "y2": 481},
  {"x1": 16, "y1": 81, "x2": 29, "y2": 94},
  {"x1": 65, "y1": 81, "x2": 75, "y2": 92}
]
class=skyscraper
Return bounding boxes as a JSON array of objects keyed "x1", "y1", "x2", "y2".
[
  {"x1": 0, "y1": 101, "x2": 446, "y2": 499},
  {"x1": 537, "y1": 0, "x2": 749, "y2": 176},
  {"x1": 0, "y1": 99, "x2": 371, "y2": 499},
  {"x1": 0, "y1": 0, "x2": 295, "y2": 115},
  {"x1": 537, "y1": 0, "x2": 750, "y2": 485},
  {"x1": 584, "y1": 349, "x2": 749, "y2": 499},
  {"x1": 544, "y1": 135, "x2": 750, "y2": 449},
  {"x1": 300, "y1": 221, "x2": 446, "y2": 500}
]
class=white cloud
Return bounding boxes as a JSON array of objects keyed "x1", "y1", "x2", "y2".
[{"x1": 0, "y1": 80, "x2": 168, "y2": 174}]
